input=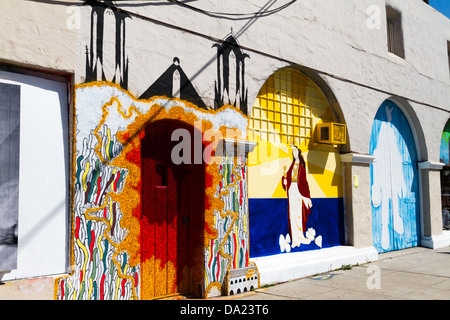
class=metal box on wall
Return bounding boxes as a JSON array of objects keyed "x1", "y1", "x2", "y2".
[{"x1": 316, "y1": 122, "x2": 347, "y2": 145}]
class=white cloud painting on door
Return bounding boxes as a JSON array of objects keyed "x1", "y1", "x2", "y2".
[{"x1": 370, "y1": 101, "x2": 420, "y2": 253}]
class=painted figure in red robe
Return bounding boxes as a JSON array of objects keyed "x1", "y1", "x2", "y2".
[{"x1": 282, "y1": 146, "x2": 313, "y2": 248}]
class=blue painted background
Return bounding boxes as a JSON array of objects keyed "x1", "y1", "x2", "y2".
[
  {"x1": 249, "y1": 198, "x2": 345, "y2": 258},
  {"x1": 370, "y1": 101, "x2": 420, "y2": 253}
]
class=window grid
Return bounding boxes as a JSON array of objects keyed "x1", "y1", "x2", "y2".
[{"x1": 249, "y1": 69, "x2": 323, "y2": 147}]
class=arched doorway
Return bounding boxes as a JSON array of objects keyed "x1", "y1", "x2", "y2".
[
  {"x1": 140, "y1": 120, "x2": 205, "y2": 299},
  {"x1": 370, "y1": 100, "x2": 420, "y2": 253},
  {"x1": 247, "y1": 68, "x2": 346, "y2": 257},
  {"x1": 440, "y1": 119, "x2": 450, "y2": 228}
]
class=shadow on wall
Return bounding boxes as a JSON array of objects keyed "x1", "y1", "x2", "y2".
[{"x1": 80, "y1": 0, "x2": 302, "y2": 117}]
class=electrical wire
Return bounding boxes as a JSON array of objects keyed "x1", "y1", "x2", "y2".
[
  {"x1": 109, "y1": 0, "x2": 297, "y2": 18},
  {"x1": 166, "y1": 0, "x2": 297, "y2": 18}
]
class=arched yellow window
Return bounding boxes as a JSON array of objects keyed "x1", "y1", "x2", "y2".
[
  {"x1": 248, "y1": 68, "x2": 337, "y2": 148},
  {"x1": 248, "y1": 68, "x2": 343, "y2": 200},
  {"x1": 247, "y1": 68, "x2": 346, "y2": 258}
]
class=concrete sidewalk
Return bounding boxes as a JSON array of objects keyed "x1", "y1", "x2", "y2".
[{"x1": 216, "y1": 246, "x2": 450, "y2": 300}]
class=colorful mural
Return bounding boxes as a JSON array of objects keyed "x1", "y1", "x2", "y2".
[
  {"x1": 440, "y1": 120, "x2": 450, "y2": 165},
  {"x1": 56, "y1": 0, "x2": 256, "y2": 300},
  {"x1": 204, "y1": 154, "x2": 250, "y2": 294},
  {"x1": 370, "y1": 101, "x2": 420, "y2": 253},
  {"x1": 55, "y1": 82, "x2": 251, "y2": 299},
  {"x1": 247, "y1": 68, "x2": 345, "y2": 258},
  {"x1": 440, "y1": 120, "x2": 450, "y2": 211}
]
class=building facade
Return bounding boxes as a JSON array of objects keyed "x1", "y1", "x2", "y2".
[{"x1": 0, "y1": 0, "x2": 449, "y2": 299}]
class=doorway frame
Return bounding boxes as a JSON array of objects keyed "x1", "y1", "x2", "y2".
[
  {"x1": 140, "y1": 119, "x2": 206, "y2": 299},
  {"x1": 369, "y1": 98, "x2": 425, "y2": 252}
]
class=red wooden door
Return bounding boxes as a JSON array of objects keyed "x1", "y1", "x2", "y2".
[{"x1": 141, "y1": 121, "x2": 201, "y2": 299}]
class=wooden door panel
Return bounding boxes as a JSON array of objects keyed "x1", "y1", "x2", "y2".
[
  {"x1": 141, "y1": 158, "x2": 156, "y2": 297},
  {"x1": 141, "y1": 121, "x2": 204, "y2": 299},
  {"x1": 154, "y1": 186, "x2": 168, "y2": 297},
  {"x1": 166, "y1": 166, "x2": 179, "y2": 295}
]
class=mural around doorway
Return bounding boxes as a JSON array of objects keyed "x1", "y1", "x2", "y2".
[{"x1": 56, "y1": 0, "x2": 254, "y2": 299}]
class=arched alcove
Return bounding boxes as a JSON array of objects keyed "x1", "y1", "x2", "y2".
[
  {"x1": 247, "y1": 67, "x2": 346, "y2": 258},
  {"x1": 369, "y1": 99, "x2": 421, "y2": 253}
]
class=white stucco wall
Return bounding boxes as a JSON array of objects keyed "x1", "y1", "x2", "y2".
[
  {"x1": 1, "y1": 0, "x2": 448, "y2": 156},
  {"x1": 0, "y1": 0, "x2": 449, "y2": 294}
]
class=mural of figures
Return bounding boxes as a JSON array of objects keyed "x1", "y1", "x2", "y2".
[
  {"x1": 281, "y1": 146, "x2": 316, "y2": 250},
  {"x1": 248, "y1": 68, "x2": 345, "y2": 258}
]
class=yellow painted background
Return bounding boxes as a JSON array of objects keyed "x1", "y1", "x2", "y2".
[{"x1": 247, "y1": 68, "x2": 343, "y2": 199}]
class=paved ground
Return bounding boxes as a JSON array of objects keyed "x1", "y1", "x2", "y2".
[
  {"x1": 214, "y1": 246, "x2": 450, "y2": 300},
  {"x1": 2, "y1": 246, "x2": 449, "y2": 300}
]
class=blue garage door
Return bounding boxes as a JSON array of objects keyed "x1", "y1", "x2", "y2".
[{"x1": 370, "y1": 101, "x2": 420, "y2": 253}]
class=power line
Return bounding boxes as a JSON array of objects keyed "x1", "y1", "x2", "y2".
[
  {"x1": 101, "y1": 0, "x2": 297, "y2": 19},
  {"x1": 165, "y1": 0, "x2": 297, "y2": 18},
  {"x1": 26, "y1": 0, "x2": 450, "y2": 113}
]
